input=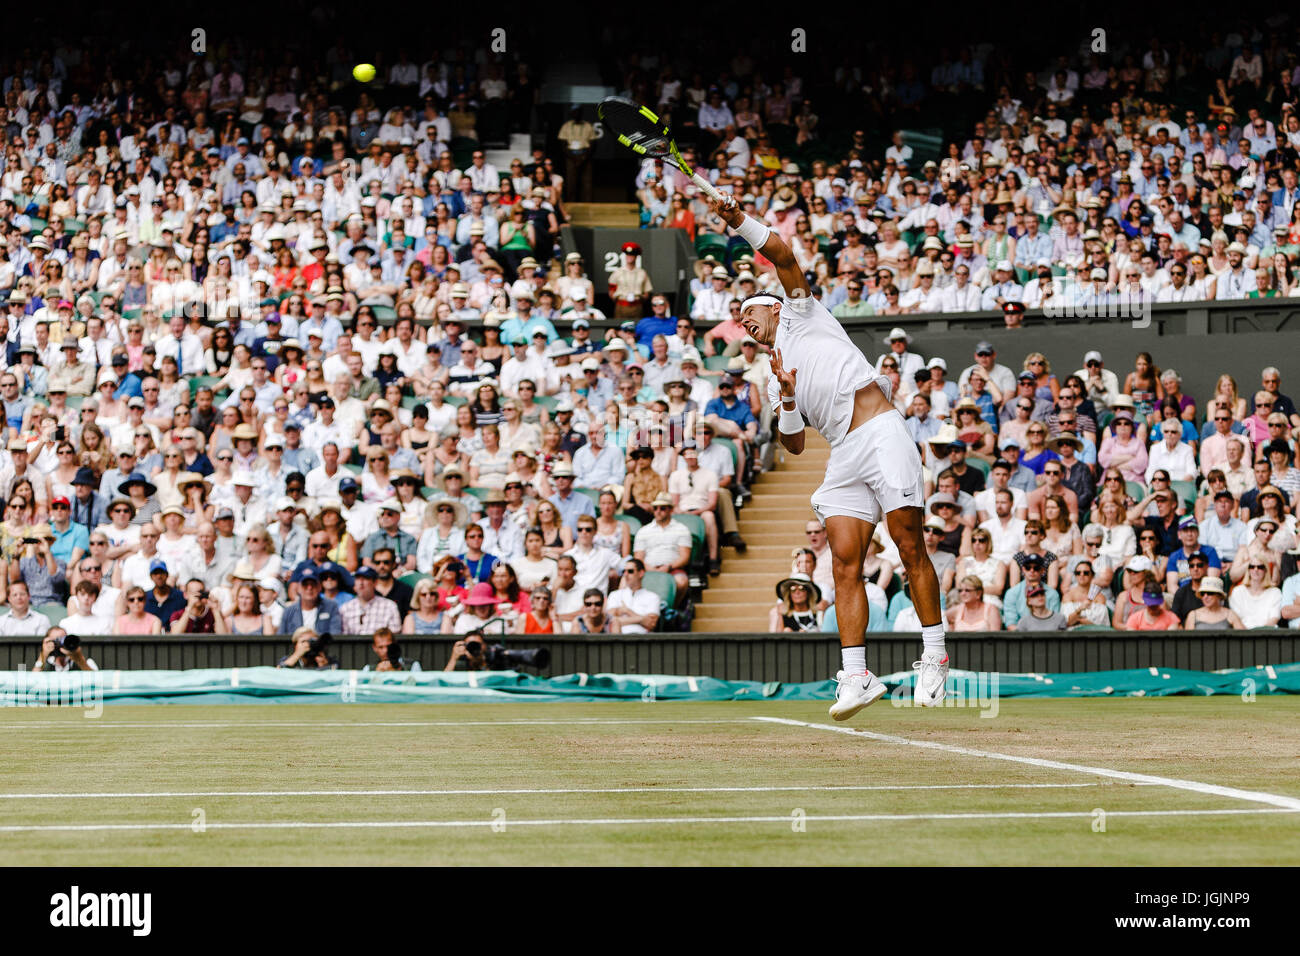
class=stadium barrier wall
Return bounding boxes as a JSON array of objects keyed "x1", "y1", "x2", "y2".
[
  {"x1": 2, "y1": 663, "x2": 1297, "y2": 705},
  {"x1": 4, "y1": 632, "x2": 1297, "y2": 683}
]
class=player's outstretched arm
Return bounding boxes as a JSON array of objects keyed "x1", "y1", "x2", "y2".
[{"x1": 709, "y1": 194, "x2": 810, "y2": 301}]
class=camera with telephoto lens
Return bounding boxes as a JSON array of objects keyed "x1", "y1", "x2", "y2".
[
  {"x1": 54, "y1": 634, "x2": 81, "y2": 655},
  {"x1": 464, "y1": 632, "x2": 549, "y2": 671},
  {"x1": 306, "y1": 634, "x2": 332, "y2": 657},
  {"x1": 386, "y1": 641, "x2": 403, "y2": 666}
]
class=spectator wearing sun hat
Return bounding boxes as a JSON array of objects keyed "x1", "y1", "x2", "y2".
[{"x1": 875, "y1": 327, "x2": 924, "y2": 381}]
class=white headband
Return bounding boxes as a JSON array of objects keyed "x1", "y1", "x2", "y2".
[{"x1": 740, "y1": 294, "x2": 781, "y2": 313}]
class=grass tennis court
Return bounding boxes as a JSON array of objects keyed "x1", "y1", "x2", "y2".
[{"x1": 3, "y1": 697, "x2": 1298, "y2": 866}]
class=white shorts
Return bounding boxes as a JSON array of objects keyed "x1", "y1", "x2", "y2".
[{"x1": 810, "y1": 411, "x2": 926, "y2": 525}]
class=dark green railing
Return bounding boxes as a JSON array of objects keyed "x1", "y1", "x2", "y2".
[{"x1": 5, "y1": 632, "x2": 1296, "y2": 684}]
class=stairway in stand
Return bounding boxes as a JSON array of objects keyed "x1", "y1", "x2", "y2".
[{"x1": 692, "y1": 431, "x2": 830, "y2": 632}]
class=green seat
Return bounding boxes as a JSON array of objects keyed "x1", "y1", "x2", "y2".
[
  {"x1": 343, "y1": 464, "x2": 363, "y2": 476},
  {"x1": 445, "y1": 394, "x2": 467, "y2": 407},
  {"x1": 672, "y1": 511, "x2": 706, "y2": 569},
  {"x1": 712, "y1": 436, "x2": 740, "y2": 475},
  {"x1": 464, "y1": 487, "x2": 491, "y2": 502},
  {"x1": 1125, "y1": 480, "x2": 1146, "y2": 501},
  {"x1": 704, "y1": 355, "x2": 731, "y2": 372},
  {"x1": 65, "y1": 394, "x2": 85, "y2": 410},
  {"x1": 38, "y1": 603, "x2": 67, "y2": 626},
  {"x1": 965, "y1": 457, "x2": 990, "y2": 478},
  {"x1": 64, "y1": 218, "x2": 87, "y2": 234},
  {"x1": 27, "y1": 216, "x2": 47, "y2": 233},
  {"x1": 401, "y1": 395, "x2": 422, "y2": 410},
  {"x1": 574, "y1": 486, "x2": 604, "y2": 507},
  {"x1": 533, "y1": 394, "x2": 558, "y2": 414},
  {"x1": 1169, "y1": 480, "x2": 1197, "y2": 506},
  {"x1": 420, "y1": 486, "x2": 439, "y2": 500},
  {"x1": 122, "y1": 307, "x2": 142, "y2": 321},
  {"x1": 399, "y1": 572, "x2": 427, "y2": 589},
  {"x1": 695, "y1": 232, "x2": 729, "y2": 261},
  {"x1": 189, "y1": 375, "x2": 223, "y2": 399},
  {"x1": 642, "y1": 570, "x2": 677, "y2": 612},
  {"x1": 616, "y1": 513, "x2": 642, "y2": 535},
  {"x1": 371, "y1": 305, "x2": 397, "y2": 322}
]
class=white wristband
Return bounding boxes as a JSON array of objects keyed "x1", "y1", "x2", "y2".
[
  {"x1": 778, "y1": 404, "x2": 804, "y2": 435},
  {"x1": 735, "y1": 214, "x2": 773, "y2": 250}
]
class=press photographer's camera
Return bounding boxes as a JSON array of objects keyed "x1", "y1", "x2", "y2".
[{"x1": 464, "y1": 632, "x2": 549, "y2": 671}]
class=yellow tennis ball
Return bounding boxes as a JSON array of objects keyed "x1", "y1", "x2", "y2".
[{"x1": 353, "y1": 63, "x2": 376, "y2": 83}]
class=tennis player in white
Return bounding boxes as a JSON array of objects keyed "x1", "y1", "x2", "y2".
[{"x1": 710, "y1": 193, "x2": 949, "y2": 717}]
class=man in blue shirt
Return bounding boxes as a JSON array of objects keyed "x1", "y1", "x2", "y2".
[
  {"x1": 49, "y1": 496, "x2": 90, "y2": 568},
  {"x1": 547, "y1": 461, "x2": 597, "y2": 532},
  {"x1": 1002, "y1": 555, "x2": 1061, "y2": 629},
  {"x1": 571, "y1": 426, "x2": 625, "y2": 492},
  {"x1": 704, "y1": 371, "x2": 758, "y2": 454},
  {"x1": 1165, "y1": 519, "x2": 1222, "y2": 590},
  {"x1": 635, "y1": 295, "x2": 677, "y2": 349}
]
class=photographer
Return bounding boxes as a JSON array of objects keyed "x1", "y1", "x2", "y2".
[
  {"x1": 32, "y1": 627, "x2": 98, "y2": 672},
  {"x1": 276, "y1": 626, "x2": 339, "y2": 669},
  {"x1": 170, "y1": 578, "x2": 227, "y2": 634},
  {"x1": 362, "y1": 627, "x2": 423, "y2": 672},
  {"x1": 444, "y1": 628, "x2": 491, "y2": 672}
]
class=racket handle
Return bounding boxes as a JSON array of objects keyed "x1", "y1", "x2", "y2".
[{"x1": 691, "y1": 173, "x2": 724, "y2": 202}]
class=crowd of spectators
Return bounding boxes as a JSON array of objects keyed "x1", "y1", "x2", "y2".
[
  {"x1": 631, "y1": 30, "x2": 1300, "y2": 314},
  {"x1": 600, "y1": 32, "x2": 1300, "y2": 632},
  {"x1": 776, "y1": 341, "x2": 1300, "y2": 632},
  {"x1": 0, "y1": 42, "x2": 776, "y2": 655},
  {"x1": 8, "y1": 27, "x2": 1300, "y2": 666}
]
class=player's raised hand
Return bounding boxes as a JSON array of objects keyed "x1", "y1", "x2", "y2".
[
  {"x1": 772, "y1": 348, "x2": 797, "y2": 400},
  {"x1": 707, "y1": 191, "x2": 743, "y2": 229}
]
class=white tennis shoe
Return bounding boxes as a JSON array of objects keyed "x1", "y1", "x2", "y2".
[
  {"x1": 829, "y1": 670, "x2": 887, "y2": 721},
  {"x1": 912, "y1": 651, "x2": 949, "y2": 707}
]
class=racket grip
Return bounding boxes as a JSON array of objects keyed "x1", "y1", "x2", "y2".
[{"x1": 691, "y1": 173, "x2": 724, "y2": 202}]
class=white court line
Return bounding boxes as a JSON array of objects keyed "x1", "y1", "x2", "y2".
[
  {"x1": 0, "y1": 782, "x2": 1148, "y2": 800},
  {"x1": 753, "y1": 717, "x2": 1300, "y2": 811},
  {"x1": 0, "y1": 718, "x2": 758, "y2": 729},
  {"x1": 0, "y1": 807, "x2": 1294, "y2": 833}
]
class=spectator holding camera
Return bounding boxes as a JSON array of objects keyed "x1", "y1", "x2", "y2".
[
  {"x1": 277, "y1": 626, "x2": 338, "y2": 669},
  {"x1": 175, "y1": 579, "x2": 230, "y2": 634},
  {"x1": 32, "y1": 627, "x2": 97, "y2": 671}
]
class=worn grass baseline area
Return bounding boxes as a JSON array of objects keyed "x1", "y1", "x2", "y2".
[{"x1": 1, "y1": 697, "x2": 1297, "y2": 865}]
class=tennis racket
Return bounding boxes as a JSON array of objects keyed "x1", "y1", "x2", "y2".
[{"x1": 597, "y1": 96, "x2": 726, "y2": 202}]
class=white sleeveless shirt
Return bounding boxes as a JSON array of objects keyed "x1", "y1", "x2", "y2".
[{"x1": 765, "y1": 293, "x2": 891, "y2": 447}]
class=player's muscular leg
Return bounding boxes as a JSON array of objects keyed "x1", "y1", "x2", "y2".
[
  {"x1": 825, "y1": 515, "x2": 875, "y2": 647},
  {"x1": 886, "y1": 506, "x2": 943, "y2": 627}
]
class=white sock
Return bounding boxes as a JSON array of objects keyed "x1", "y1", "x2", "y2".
[
  {"x1": 841, "y1": 645, "x2": 867, "y2": 676},
  {"x1": 921, "y1": 624, "x2": 947, "y2": 657}
]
